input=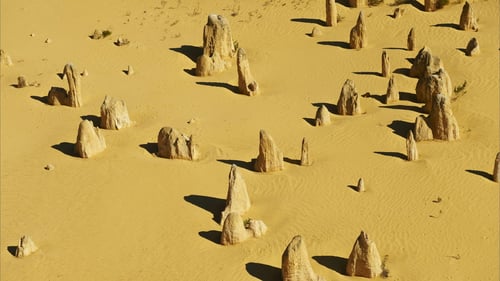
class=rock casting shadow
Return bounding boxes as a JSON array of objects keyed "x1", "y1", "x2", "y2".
[
  {"x1": 363, "y1": 93, "x2": 385, "y2": 104},
  {"x1": 317, "y1": 41, "x2": 350, "y2": 49},
  {"x1": 170, "y1": 45, "x2": 203, "y2": 63},
  {"x1": 246, "y1": 262, "x2": 282, "y2": 281},
  {"x1": 465, "y1": 169, "x2": 493, "y2": 181},
  {"x1": 400, "y1": 92, "x2": 417, "y2": 102},
  {"x1": 199, "y1": 230, "x2": 221, "y2": 245},
  {"x1": 52, "y1": 142, "x2": 76, "y2": 157},
  {"x1": 196, "y1": 82, "x2": 239, "y2": 94},
  {"x1": 313, "y1": 255, "x2": 348, "y2": 275},
  {"x1": 388, "y1": 120, "x2": 414, "y2": 138},
  {"x1": 374, "y1": 151, "x2": 407, "y2": 160},
  {"x1": 184, "y1": 194, "x2": 225, "y2": 223}
]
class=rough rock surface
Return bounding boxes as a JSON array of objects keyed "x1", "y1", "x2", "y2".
[
  {"x1": 409, "y1": 46, "x2": 443, "y2": 78},
  {"x1": 346, "y1": 231, "x2": 383, "y2": 278},
  {"x1": 315, "y1": 105, "x2": 331, "y2": 126},
  {"x1": 427, "y1": 94, "x2": 460, "y2": 141},
  {"x1": 325, "y1": 0, "x2": 337, "y2": 27},
  {"x1": 349, "y1": 0, "x2": 367, "y2": 8},
  {"x1": 385, "y1": 75, "x2": 399, "y2": 104},
  {"x1": 406, "y1": 130, "x2": 419, "y2": 161},
  {"x1": 15, "y1": 235, "x2": 38, "y2": 258},
  {"x1": 282, "y1": 235, "x2": 325, "y2": 281},
  {"x1": 393, "y1": 7, "x2": 404, "y2": 19},
  {"x1": 0, "y1": 49, "x2": 13, "y2": 66},
  {"x1": 381, "y1": 51, "x2": 390, "y2": 77},
  {"x1": 221, "y1": 165, "x2": 251, "y2": 224},
  {"x1": 220, "y1": 212, "x2": 267, "y2": 245},
  {"x1": 17, "y1": 76, "x2": 27, "y2": 88},
  {"x1": 310, "y1": 26, "x2": 323, "y2": 38},
  {"x1": 300, "y1": 137, "x2": 311, "y2": 166},
  {"x1": 100, "y1": 96, "x2": 132, "y2": 130},
  {"x1": 75, "y1": 120, "x2": 107, "y2": 158},
  {"x1": 459, "y1": 2, "x2": 478, "y2": 31},
  {"x1": 416, "y1": 68, "x2": 452, "y2": 113},
  {"x1": 425, "y1": 0, "x2": 437, "y2": 12},
  {"x1": 237, "y1": 48, "x2": 259, "y2": 96},
  {"x1": 349, "y1": 11, "x2": 367, "y2": 49},
  {"x1": 407, "y1": 28, "x2": 415, "y2": 51},
  {"x1": 48, "y1": 63, "x2": 82, "y2": 107},
  {"x1": 465, "y1": 37, "x2": 480, "y2": 56},
  {"x1": 254, "y1": 130, "x2": 284, "y2": 172},
  {"x1": 157, "y1": 127, "x2": 199, "y2": 160},
  {"x1": 493, "y1": 152, "x2": 500, "y2": 182},
  {"x1": 414, "y1": 115, "x2": 433, "y2": 142},
  {"x1": 337, "y1": 79, "x2": 362, "y2": 115},
  {"x1": 356, "y1": 178, "x2": 365, "y2": 192},
  {"x1": 196, "y1": 14, "x2": 235, "y2": 76}
]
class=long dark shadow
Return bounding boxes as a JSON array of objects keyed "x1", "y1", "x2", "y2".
[
  {"x1": 139, "y1": 143, "x2": 158, "y2": 155},
  {"x1": 374, "y1": 151, "x2": 407, "y2": 160},
  {"x1": 170, "y1": 45, "x2": 202, "y2": 63},
  {"x1": 400, "y1": 92, "x2": 417, "y2": 102},
  {"x1": 317, "y1": 41, "x2": 350, "y2": 49},
  {"x1": 387, "y1": 120, "x2": 414, "y2": 138},
  {"x1": 394, "y1": 68, "x2": 411, "y2": 77},
  {"x1": 217, "y1": 159, "x2": 255, "y2": 172},
  {"x1": 465, "y1": 169, "x2": 493, "y2": 181},
  {"x1": 30, "y1": 95, "x2": 48, "y2": 104},
  {"x1": 312, "y1": 255, "x2": 348, "y2": 275},
  {"x1": 380, "y1": 104, "x2": 423, "y2": 113},
  {"x1": 184, "y1": 194, "x2": 225, "y2": 223},
  {"x1": 7, "y1": 246, "x2": 17, "y2": 257},
  {"x1": 431, "y1": 23, "x2": 460, "y2": 30},
  {"x1": 195, "y1": 82, "x2": 239, "y2": 94},
  {"x1": 199, "y1": 230, "x2": 221, "y2": 245},
  {"x1": 245, "y1": 262, "x2": 281, "y2": 281},
  {"x1": 290, "y1": 18, "x2": 325, "y2": 26},
  {"x1": 52, "y1": 142, "x2": 76, "y2": 157},
  {"x1": 353, "y1": 71, "x2": 381, "y2": 77},
  {"x1": 81, "y1": 115, "x2": 100, "y2": 126}
]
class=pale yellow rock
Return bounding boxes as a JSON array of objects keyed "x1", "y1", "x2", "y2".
[
  {"x1": 409, "y1": 46, "x2": 443, "y2": 78},
  {"x1": 427, "y1": 94, "x2": 459, "y2": 141},
  {"x1": 414, "y1": 115, "x2": 433, "y2": 142},
  {"x1": 350, "y1": 11, "x2": 367, "y2": 49},
  {"x1": 357, "y1": 177, "x2": 365, "y2": 192},
  {"x1": 385, "y1": 75, "x2": 399, "y2": 104},
  {"x1": 459, "y1": 2, "x2": 478, "y2": 31},
  {"x1": 337, "y1": 79, "x2": 362, "y2": 115},
  {"x1": 381, "y1": 50, "x2": 390, "y2": 77},
  {"x1": 48, "y1": 63, "x2": 82, "y2": 107},
  {"x1": 15, "y1": 235, "x2": 38, "y2": 258},
  {"x1": 75, "y1": 120, "x2": 106, "y2": 158},
  {"x1": 346, "y1": 231, "x2": 383, "y2": 278},
  {"x1": 282, "y1": 235, "x2": 325, "y2": 281},
  {"x1": 406, "y1": 130, "x2": 418, "y2": 161},
  {"x1": 237, "y1": 48, "x2": 259, "y2": 96},
  {"x1": 220, "y1": 164, "x2": 251, "y2": 224},
  {"x1": 310, "y1": 26, "x2": 323, "y2": 38},
  {"x1": 220, "y1": 212, "x2": 267, "y2": 245},
  {"x1": 254, "y1": 130, "x2": 284, "y2": 172},
  {"x1": 315, "y1": 105, "x2": 331, "y2": 126},
  {"x1": 157, "y1": 127, "x2": 198, "y2": 160},
  {"x1": 393, "y1": 7, "x2": 404, "y2": 19},
  {"x1": 100, "y1": 96, "x2": 132, "y2": 130}
]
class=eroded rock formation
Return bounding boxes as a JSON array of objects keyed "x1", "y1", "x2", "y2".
[
  {"x1": 381, "y1": 51, "x2": 390, "y2": 77},
  {"x1": 254, "y1": 130, "x2": 284, "y2": 172},
  {"x1": 282, "y1": 235, "x2": 325, "y2": 281},
  {"x1": 427, "y1": 94, "x2": 459, "y2": 141},
  {"x1": 393, "y1": 7, "x2": 404, "y2": 19},
  {"x1": 493, "y1": 153, "x2": 500, "y2": 182},
  {"x1": 337, "y1": 79, "x2": 362, "y2": 115},
  {"x1": 196, "y1": 14, "x2": 235, "y2": 76},
  {"x1": 356, "y1": 177, "x2": 365, "y2": 192},
  {"x1": 220, "y1": 212, "x2": 267, "y2": 245},
  {"x1": 326, "y1": 0, "x2": 337, "y2": 27},
  {"x1": 315, "y1": 105, "x2": 331, "y2": 126},
  {"x1": 416, "y1": 68, "x2": 452, "y2": 113},
  {"x1": 459, "y1": 2, "x2": 478, "y2": 31},
  {"x1": 414, "y1": 115, "x2": 433, "y2": 142},
  {"x1": 0, "y1": 49, "x2": 13, "y2": 66},
  {"x1": 349, "y1": 11, "x2": 367, "y2": 50},
  {"x1": 385, "y1": 75, "x2": 399, "y2": 104},
  {"x1": 157, "y1": 127, "x2": 199, "y2": 160},
  {"x1": 407, "y1": 28, "x2": 415, "y2": 51},
  {"x1": 15, "y1": 235, "x2": 38, "y2": 258},
  {"x1": 300, "y1": 137, "x2": 311, "y2": 166},
  {"x1": 349, "y1": 0, "x2": 367, "y2": 8},
  {"x1": 465, "y1": 37, "x2": 480, "y2": 56},
  {"x1": 221, "y1": 164, "x2": 251, "y2": 224},
  {"x1": 48, "y1": 63, "x2": 82, "y2": 107},
  {"x1": 346, "y1": 231, "x2": 383, "y2": 278},
  {"x1": 425, "y1": 0, "x2": 437, "y2": 12},
  {"x1": 310, "y1": 27, "x2": 323, "y2": 38},
  {"x1": 75, "y1": 120, "x2": 106, "y2": 158},
  {"x1": 409, "y1": 46, "x2": 443, "y2": 78},
  {"x1": 237, "y1": 48, "x2": 259, "y2": 96},
  {"x1": 100, "y1": 96, "x2": 132, "y2": 130},
  {"x1": 406, "y1": 130, "x2": 418, "y2": 161}
]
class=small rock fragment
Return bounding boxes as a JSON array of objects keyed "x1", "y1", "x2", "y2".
[
  {"x1": 393, "y1": 7, "x2": 404, "y2": 18},
  {"x1": 100, "y1": 96, "x2": 132, "y2": 130},
  {"x1": 91, "y1": 29, "x2": 103, "y2": 39},
  {"x1": 310, "y1": 26, "x2": 323, "y2": 37},
  {"x1": 81, "y1": 69, "x2": 89, "y2": 76},
  {"x1": 15, "y1": 235, "x2": 38, "y2": 258},
  {"x1": 45, "y1": 38, "x2": 52, "y2": 44},
  {"x1": 315, "y1": 105, "x2": 331, "y2": 126},
  {"x1": 44, "y1": 164, "x2": 55, "y2": 171},
  {"x1": 115, "y1": 37, "x2": 130, "y2": 46},
  {"x1": 356, "y1": 178, "x2": 365, "y2": 192},
  {"x1": 127, "y1": 65, "x2": 134, "y2": 75},
  {"x1": 0, "y1": 49, "x2": 13, "y2": 66},
  {"x1": 17, "y1": 76, "x2": 28, "y2": 88}
]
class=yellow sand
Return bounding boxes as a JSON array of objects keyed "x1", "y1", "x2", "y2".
[{"x1": 1, "y1": 0, "x2": 498, "y2": 280}]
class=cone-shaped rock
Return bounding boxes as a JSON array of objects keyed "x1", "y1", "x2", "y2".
[
  {"x1": 75, "y1": 120, "x2": 107, "y2": 158},
  {"x1": 15, "y1": 235, "x2": 38, "y2": 258},
  {"x1": 425, "y1": 0, "x2": 437, "y2": 12},
  {"x1": 381, "y1": 51, "x2": 390, "y2": 77},
  {"x1": 100, "y1": 96, "x2": 132, "y2": 130},
  {"x1": 196, "y1": 14, "x2": 235, "y2": 76},
  {"x1": 315, "y1": 105, "x2": 331, "y2": 126},
  {"x1": 221, "y1": 164, "x2": 251, "y2": 224},
  {"x1": 493, "y1": 152, "x2": 500, "y2": 182},
  {"x1": 385, "y1": 75, "x2": 399, "y2": 104},
  {"x1": 310, "y1": 26, "x2": 323, "y2": 38},
  {"x1": 254, "y1": 130, "x2": 284, "y2": 172},
  {"x1": 459, "y1": 2, "x2": 478, "y2": 31},
  {"x1": 416, "y1": 68, "x2": 452, "y2": 113},
  {"x1": 407, "y1": 28, "x2": 415, "y2": 51},
  {"x1": 409, "y1": 46, "x2": 443, "y2": 78},
  {"x1": 465, "y1": 37, "x2": 480, "y2": 56},
  {"x1": 350, "y1": 11, "x2": 367, "y2": 49},
  {"x1": 325, "y1": 0, "x2": 337, "y2": 27},
  {"x1": 48, "y1": 63, "x2": 82, "y2": 107},
  {"x1": 282, "y1": 235, "x2": 325, "y2": 281},
  {"x1": 357, "y1": 178, "x2": 365, "y2": 192},
  {"x1": 346, "y1": 231, "x2": 383, "y2": 278},
  {"x1": 127, "y1": 65, "x2": 134, "y2": 75},
  {"x1": 414, "y1": 115, "x2": 433, "y2": 141},
  {"x1": 17, "y1": 76, "x2": 28, "y2": 88},
  {"x1": 406, "y1": 130, "x2": 418, "y2": 161},
  {"x1": 427, "y1": 94, "x2": 459, "y2": 141},
  {"x1": 237, "y1": 48, "x2": 259, "y2": 96},
  {"x1": 300, "y1": 137, "x2": 311, "y2": 166},
  {"x1": 221, "y1": 212, "x2": 267, "y2": 245},
  {"x1": 349, "y1": 0, "x2": 367, "y2": 8},
  {"x1": 337, "y1": 79, "x2": 362, "y2": 115},
  {"x1": 157, "y1": 127, "x2": 199, "y2": 160}
]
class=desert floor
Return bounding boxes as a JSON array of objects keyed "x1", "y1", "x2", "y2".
[{"x1": 1, "y1": 0, "x2": 498, "y2": 280}]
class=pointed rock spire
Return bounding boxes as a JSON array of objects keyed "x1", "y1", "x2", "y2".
[
  {"x1": 385, "y1": 75, "x2": 399, "y2": 104},
  {"x1": 346, "y1": 231, "x2": 383, "y2": 278},
  {"x1": 356, "y1": 177, "x2": 365, "y2": 192},
  {"x1": 459, "y1": 2, "x2": 478, "y2": 31},
  {"x1": 409, "y1": 46, "x2": 443, "y2": 78},
  {"x1": 282, "y1": 235, "x2": 325, "y2": 281},
  {"x1": 427, "y1": 94, "x2": 459, "y2": 141},
  {"x1": 349, "y1": 11, "x2": 367, "y2": 49},
  {"x1": 337, "y1": 79, "x2": 362, "y2": 115},
  {"x1": 300, "y1": 137, "x2": 311, "y2": 166},
  {"x1": 465, "y1": 37, "x2": 480, "y2": 56},
  {"x1": 254, "y1": 130, "x2": 284, "y2": 172},
  {"x1": 237, "y1": 48, "x2": 259, "y2": 96},
  {"x1": 406, "y1": 130, "x2": 418, "y2": 161},
  {"x1": 325, "y1": 0, "x2": 337, "y2": 27},
  {"x1": 15, "y1": 235, "x2": 38, "y2": 258},
  {"x1": 221, "y1": 165, "x2": 251, "y2": 224},
  {"x1": 315, "y1": 105, "x2": 331, "y2": 126},
  {"x1": 75, "y1": 120, "x2": 106, "y2": 158},
  {"x1": 407, "y1": 28, "x2": 415, "y2": 51},
  {"x1": 381, "y1": 50, "x2": 390, "y2": 77},
  {"x1": 100, "y1": 96, "x2": 132, "y2": 130},
  {"x1": 493, "y1": 153, "x2": 500, "y2": 182}
]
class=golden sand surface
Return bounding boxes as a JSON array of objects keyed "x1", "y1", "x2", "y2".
[{"x1": 1, "y1": 0, "x2": 498, "y2": 280}]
